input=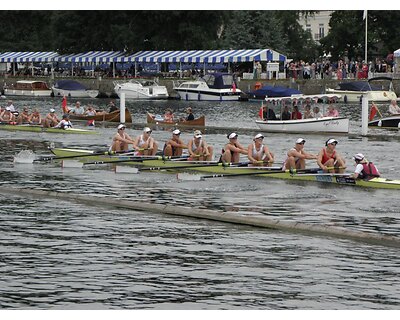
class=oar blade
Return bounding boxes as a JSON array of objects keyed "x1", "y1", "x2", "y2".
[
  {"x1": 176, "y1": 173, "x2": 204, "y2": 181},
  {"x1": 61, "y1": 160, "x2": 83, "y2": 168},
  {"x1": 13, "y1": 150, "x2": 37, "y2": 164},
  {"x1": 115, "y1": 166, "x2": 139, "y2": 174}
]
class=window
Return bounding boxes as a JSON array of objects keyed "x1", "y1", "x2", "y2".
[{"x1": 319, "y1": 24, "x2": 325, "y2": 39}]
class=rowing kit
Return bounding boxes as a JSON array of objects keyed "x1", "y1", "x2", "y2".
[{"x1": 13, "y1": 147, "x2": 398, "y2": 190}]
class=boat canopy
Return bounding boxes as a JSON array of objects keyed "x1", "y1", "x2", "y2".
[
  {"x1": 202, "y1": 73, "x2": 236, "y2": 89},
  {"x1": 338, "y1": 81, "x2": 381, "y2": 91},
  {"x1": 53, "y1": 80, "x2": 88, "y2": 90},
  {"x1": 248, "y1": 85, "x2": 301, "y2": 98},
  {"x1": 0, "y1": 51, "x2": 59, "y2": 62},
  {"x1": 115, "y1": 49, "x2": 286, "y2": 63}
]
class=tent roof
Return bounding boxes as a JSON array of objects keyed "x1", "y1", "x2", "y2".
[
  {"x1": 54, "y1": 51, "x2": 125, "y2": 63},
  {"x1": 115, "y1": 49, "x2": 286, "y2": 63},
  {"x1": 394, "y1": 48, "x2": 400, "y2": 58},
  {"x1": 0, "y1": 51, "x2": 59, "y2": 63}
]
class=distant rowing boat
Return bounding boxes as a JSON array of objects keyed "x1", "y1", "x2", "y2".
[
  {"x1": 146, "y1": 112, "x2": 205, "y2": 127},
  {"x1": 69, "y1": 109, "x2": 133, "y2": 123},
  {"x1": 50, "y1": 148, "x2": 400, "y2": 190},
  {"x1": 0, "y1": 124, "x2": 97, "y2": 134}
]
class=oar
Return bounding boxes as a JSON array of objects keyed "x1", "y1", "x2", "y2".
[
  {"x1": 83, "y1": 155, "x2": 189, "y2": 166},
  {"x1": 177, "y1": 167, "x2": 338, "y2": 181},
  {"x1": 34, "y1": 148, "x2": 144, "y2": 162}
]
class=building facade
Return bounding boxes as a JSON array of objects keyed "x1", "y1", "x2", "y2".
[{"x1": 298, "y1": 11, "x2": 334, "y2": 44}]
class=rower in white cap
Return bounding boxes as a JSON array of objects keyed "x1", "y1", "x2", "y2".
[
  {"x1": 282, "y1": 138, "x2": 318, "y2": 170},
  {"x1": 247, "y1": 133, "x2": 275, "y2": 166},
  {"x1": 110, "y1": 124, "x2": 135, "y2": 152},
  {"x1": 221, "y1": 132, "x2": 247, "y2": 163},
  {"x1": 163, "y1": 129, "x2": 187, "y2": 157},
  {"x1": 317, "y1": 138, "x2": 346, "y2": 173},
  {"x1": 187, "y1": 130, "x2": 213, "y2": 161},
  {"x1": 133, "y1": 127, "x2": 159, "y2": 156}
]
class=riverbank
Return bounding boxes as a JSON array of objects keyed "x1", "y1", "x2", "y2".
[{"x1": 1, "y1": 75, "x2": 400, "y2": 98}]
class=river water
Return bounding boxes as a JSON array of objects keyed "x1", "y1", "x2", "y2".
[{"x1": 1, "y1": 96, "x2": 400, "y2": 310}]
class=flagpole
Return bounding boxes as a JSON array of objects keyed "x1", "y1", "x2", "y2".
[{"x1": 364, "y1": 10, "x2": 368, "y2": 63}]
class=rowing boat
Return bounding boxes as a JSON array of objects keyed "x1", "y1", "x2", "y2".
[
  {"x1": 0, "y1": 124, "x2": 97, "y2": 134},
  {"x1": 69, "y1": 109, "x2": 133, "y2": 123},
  {"x1": 50, "y1": 148, "x2": 400, "y2": 190},
  {"x1": 146, "y1": 112, "x2": 205, "y2": 127}
]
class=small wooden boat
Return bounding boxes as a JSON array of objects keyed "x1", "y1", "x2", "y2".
[
  {"x1": 0, "y1": 124, "x2": 97, "y2": 134},
  {"x1": 69, "y1": 109, "x2": 132, "y2": 123},
  {"x1": 146, "y1": 112, "x2": 205, "y2": 127},
  {"x1": 368, "y1": 115, "x2": 400, "y2": 129}
]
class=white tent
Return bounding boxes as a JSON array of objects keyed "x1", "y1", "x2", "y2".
[{"x1": 395, "y1": 49, "x2": 400, "y2": 73}]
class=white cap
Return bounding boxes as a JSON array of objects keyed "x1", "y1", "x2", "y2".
[
  {"x1": 117, "y1": 124, "x2": 126, "y2": 130},
  {"x1": 143, "y1": 127, "x2": 152, "y2": 133},
  {"x1": 50, "y1": 108, "x2": 55, "y2": 113},
  {"x1": 193, "y1": 130, "x2": 202, "y2": 138},
  {"x1": 228, "y1": 132, "x2": 238, "y2": 139},
  {"x1": 173, "y1": 129, "x2": 181, "y2": 135},
  {"x1": 253, "y1": 133, "x2": 264, "y2": 140},
  {"x1": 296, "y1": 138, "x2": 306, "y2": 144},
  {"x1": 5, "y1": 107, "x2": 10, "y2": 111},
  {"x1": 353, "y1": 153, "x2": 365, "y2": 161},
  {"x1": 326, "y1": 138, "x2": 338, "y2": 145}
]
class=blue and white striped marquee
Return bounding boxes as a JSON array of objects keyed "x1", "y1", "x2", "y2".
[
  {"x1": 54, "y1": 51, "x2": 126, "y2": 63},
  {"x1": 115, "y1": 49, "x2": 286, "y2": 63},
  {"x1": 0, "y1": 51, "x2": 59, "y2": 63}
]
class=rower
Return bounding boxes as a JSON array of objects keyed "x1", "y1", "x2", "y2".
[
  {"x1": 282, "y1": 138, "x2": 317, "y2": 171},
  {"x1": 28, "y1": 108, "x2": 42, "y2": 125},
  {"x1": 187, "y1": 130, "x2": 213, "y2": 161},
  {"x1": 17, "y1": 106, "x2": 30, "y2": 124},
  {"x1": 133, "y1": 127, "x2": 159, "y2": 156},
  {"x1": 110, "y1": 124, "x2": 135, "y2": 152},
  {"x1": 317, "y1": 138, "x2": 346, "y2": 173},
  {"x1": 0, "y1": 107, "x2": 16, "y2": 124},
  {"x1": 247, "y1": 133, "x2": 274, "y2": 166},
  {"x1": 163, "y1": 129, "x2": 187, "y2": 157},
  {"x1": 54, "y1": 114, "x2": 73, "y2": 130},
  {"x1": 221, "y1": 132, "x2": 247, "y2": 163},
  {"x1": 352, "y1": 153, "x2": 380, "y2": 180},
  {"x1": 43, "y1": 108, "x2": 60, "y2": 128}
]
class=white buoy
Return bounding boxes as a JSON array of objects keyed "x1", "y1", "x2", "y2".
[
  {"x1": 120, "y1": 92, "x2": 126, "y2": 123},
  {"x1": 361, "y1": 95, "x2": 369, "y2": 136},
  {"x1": 378, "y1": 120, "x2": 382, "y2": 127}
]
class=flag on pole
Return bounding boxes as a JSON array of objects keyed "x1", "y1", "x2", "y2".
[
  {"x1": 61, "y1": 95, "x2": 69, "y2": 114},
  {"x1": 369, "y1": 103, "x2": 378, "y2": 121}
]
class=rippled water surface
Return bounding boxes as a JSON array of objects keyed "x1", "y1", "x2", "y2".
[{"x1": 1, "y1": 97, "x2": 400, "y2": 309}]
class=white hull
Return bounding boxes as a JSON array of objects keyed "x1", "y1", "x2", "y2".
[
  {"x1": 114, "y1": 81, "x2": 168, "y2": 100},
  {"x1": 326, "y1": 88, "x2": 397, "y2": 103},
  {"x1": 4, "y1": 89, "x2": 51, "y2": 97},
  {"x1": 174, "y1": 89, "x2": 241, "y2": 101},
  {"x1": 255, "y1": 117, "x2": 349, "y2": 133},
  {"x1": 52, "y1": 87, "x2": 99, "y2": 98}
]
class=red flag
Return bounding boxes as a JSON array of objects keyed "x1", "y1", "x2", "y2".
[
  {"x1": 232, "y1": 82, "x2": 236, "y2": 93},
  {"x1": 369, "y1": 104, "x2": 377, "y2": 121},
  {"x1": 259, "y1": 105, "x2": 264, "y2": 119},
  {"x1": 61, "y1": 96, "x2": 69, "y2": 114}
]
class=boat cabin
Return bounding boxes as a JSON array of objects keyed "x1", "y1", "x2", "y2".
[{"x1": 14, "y1": 81, "x2": 50, "y2": 90}]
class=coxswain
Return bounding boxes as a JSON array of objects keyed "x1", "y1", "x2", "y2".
[
  {"x1": 317, "y1": 138, "x2": 346, "y2": 173},
  {"x1": 54, "y1": 114, "x2": 73, "y2": 130},
  {"x1": 352, "y1": 153, "x2": 380, "y2": 180},
  {"x1": 187, "y1": 130, "x2": 213, "y2": 161},
  {"x1": 282, "y1": 138, "x2": 318, "y2": 171},
  {"x1": 221, "y1": 132, "x2": 247, "y2": 163},
  {"x1": 247, "y1": 133, "x2": 274, "y2": 166},
  {"x1": 110, "y1": 124, "x2": 135, "y2": 152},
  {"x1": 133, "y1": 127, "x2": 159, "y2": 156},
  {"x1": 163, "y1": 129, "x2": 187, "y2": 157}
]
